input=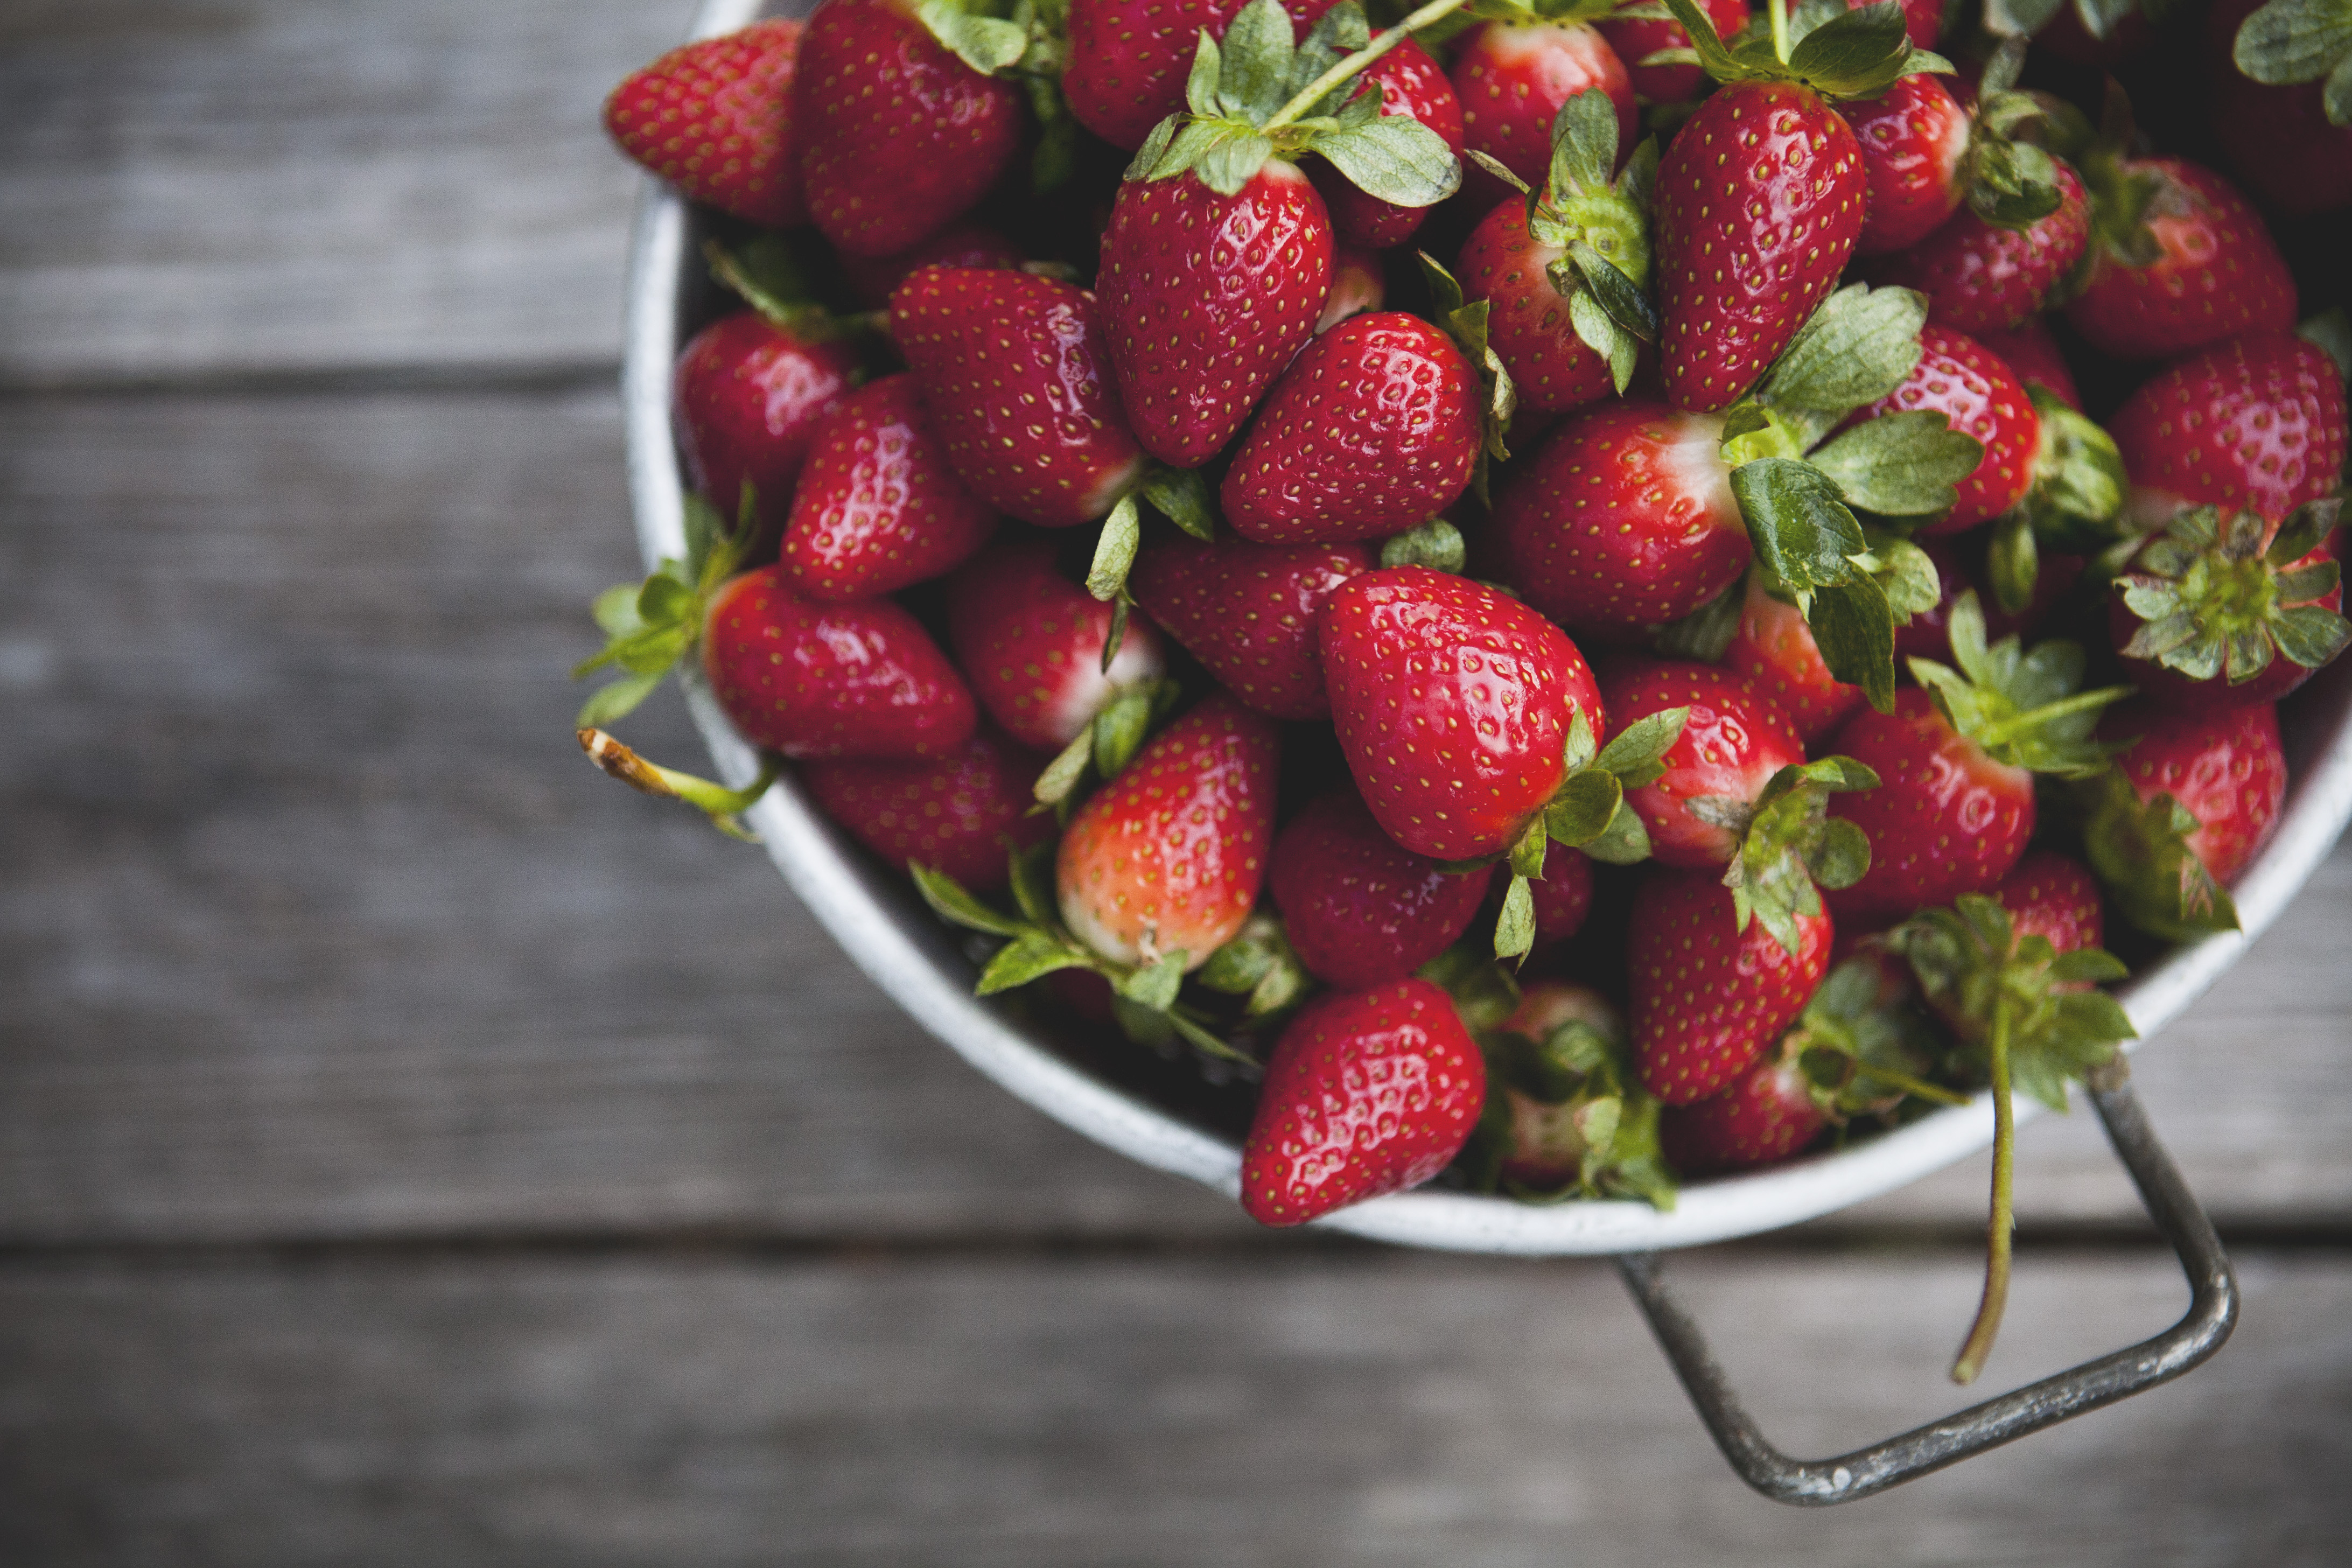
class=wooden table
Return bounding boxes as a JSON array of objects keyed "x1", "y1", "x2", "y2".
[{"x1": 4, "y1": 4, "x2": 2347, "y2": 1561}]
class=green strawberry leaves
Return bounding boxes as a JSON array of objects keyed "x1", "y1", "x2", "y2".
[
  {"x1": 573, "y1": 487, "x2": 757, "y2": 727},
  {"x1": 2115, "y1": 501, "x2": 2352, "y2": 689},
  {"x1": 1659, "y1": 0, "x2": 1950, "y2": 100},
  {"x1": 1755, "y1": 282, "x2": 1929, "y2": 415},
  {"x1": 1959, "y1": 40, "x2": 2066, "y2": 229},
  {"x1": 2235, "y1": 0, "x2": 2352, "y2": 127},
  {"x1": 1196, "y1": 912, "x2": 1313, "y2": 1022},
  {"x1": 1419, "y1": 253, "x2": 1518, "y2": 497},
  {"x1": 1458, "y1": 996, "x2": 1676, "y2": 1208},
  {"x1": 2076, "y1": 767, "x2": 2242, "y2": 942},
  {"x1": 1084, "y1": 466, "x2": 1217, "y2": 673},
  {"x1": 1804, "y1": 411, "x2": 1986, "y2": 518},
  {"x1": 1512, "y1": 92, "x2": 1661, "y2": 397},
  {"x1": 1786, "y1": 957, "x2": 1968, "y2": 1119},
  {"x1": 1380, "y1": 517, "x2": 1469, "y2": 572},
  {"x1": 1710, "y1": 755, "x2": 1880, "y2": 954},
  {"x1": 918, "y1": 0, "x2": 1078, "y2": 187},
  {"x1": 1911, "y1": 592, "x2": 2132, "y2": 776},
  {"x1": 1032, "y1": 677, "x2": 1185, "y2": 811}
]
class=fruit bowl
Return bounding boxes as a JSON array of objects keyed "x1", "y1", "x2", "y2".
[{"x1": 620, "y1": 0, "x2": 2352, "y2": 1258}]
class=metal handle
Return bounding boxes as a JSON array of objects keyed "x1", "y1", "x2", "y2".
[{"x1": 1616, "y1": 1070, "x2": 2238, "y2": 1506}]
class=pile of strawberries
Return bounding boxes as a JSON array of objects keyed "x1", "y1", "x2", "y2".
[{"x1": 583, "y1": 0, "x2": 2349, "y2": 1378}]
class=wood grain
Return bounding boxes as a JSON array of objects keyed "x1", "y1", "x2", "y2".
[{"x1": 2, "y1": 388, "x2": 2348, "y2": 1245}]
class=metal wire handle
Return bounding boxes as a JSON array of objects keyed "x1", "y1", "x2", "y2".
[{"x1": 1616, "y1": 1068, "x2": 2238, "y2": 1505}]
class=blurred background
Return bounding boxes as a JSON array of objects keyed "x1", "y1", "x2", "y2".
[{"x1": 2, "y1": 1, "x2": 2348, "y2": 1562}]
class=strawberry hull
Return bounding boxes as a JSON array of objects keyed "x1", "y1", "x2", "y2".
[{"x1": 1457, "y1": 199, "x2": 1620, "y2": 415}]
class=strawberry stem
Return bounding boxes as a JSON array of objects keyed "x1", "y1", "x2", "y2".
[
  {"x1": 1974, "y1": 684, "x2": 2134, "y2": 750},
  {"x1": 1850, "y1": 1060, "x2": 1970, "y2": 1107},
  {"x1": 578, "y1": 727, "x2": 778, "y2": 841},
  {"x1": 1951, "y1": 995, "x2": 2017, "y2": 1385},
  {"x1": 1261, "y1": 0, "x2": 1473, "y2": 134},
  {"x1": 1768, "y1": 0, "x2": 1790, "y2": 64}
]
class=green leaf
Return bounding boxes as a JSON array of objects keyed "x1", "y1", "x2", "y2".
[
  {"x1": 1545, "y1": 771, "x2": 1625, "y2": 846},
  {"x1": 1127, "y1": 115, "x2": 1182, "y2": 181},
  {"x1": 1985, "y1": 0, "x2": 2067, "y2": 33},
  {"x1": 1116, "y1": 951, "x2": 1186, "y2": 1011},
  {"x1": 2234, "y1": 0, "x2": 2352, "y2": 86},
  {"x1": 1731, "y1": 458, "x2": 1870, "y2": 594},
  {"x1": 978, "y1": 932, "x2": 1092, "y2": 994},
  {"x1": 1087, "y1": 495, "x2": 1141, "y2": 601},
  {"x1": 591, "y1": 582, "x2": 646, "y2": 638},
  {"x1": 1311, "y1": 115, "x2": 1462, "y2": 208},
  {"x1": 911, "y1": 863, "x2": 1029, "y2": 939},
  {"x1": 1033, "y1": 726, "x2": 1094, "y2": 806},
  {"x1": 1594, "y1": 705, "x2": 1689, "y2": 783},
  {"x1": 2022, "y1": 395, "x2": 2129, "y2": 549},
  {"x1": 1380, "y1": 518, "x2": 1467, "y2": 572},
  {"x1": 1660, "y1": 0, "x2": 1744, "y2": 75},
  {"x1": 1652, "y1": 577, "x2": 1745, "y2": 661},
  {"x1": 2274, "y1": 603, "x2": 2352, "y2": 668},
  {"x1": 1092, "y1": 687, "x2": 1157, "y2": 781},
  {"x1": 1866, "y1": 533, "x2": 1943, "y2": 621},
  {"x1": 1784, "y1": 1, "x2": 1917, "y2": 97},
  {"x1": 1008, "y1": 839, "x2": 1058, "y2": 930},
  {"x1": 1137, "y1": 466, "x2": 1215, "y2": 541},
  {"x1": 1577, "y1": 799, "x2": 1654, "y2": 864},
  {"x1": 1217, "y1": 0, "x2": 1295, "y2": 117},
  {"x1": 575, "y1": 668, "x2": 666, "y2": 728},
  {"x1": 1759, "y1": 283, "x2": 1928, "y2": 414},
  {"x1": 1567, "y1": 289, "x2": 1637, "y2": 394},
  {"x1": 1569, "y1": 243, "x2": 1658, "y2": 344},
  {"x1": 1805, "y1": 411, "x2": 1985, "y2": 517},
  {"x1": 1808, "y1": 816, "x2": 1873, "y2": 888},
  {"x1": 1494, "y1": 874, "x2": 1536, "y2": 961},
  {"x1": 1195, "y1": 128, "x2": 1277, "y2": 197},
  {"x1": 2077, "y1": 769, "x2": 2242, "y2": 941},
  {"x1": 1549, "y1": 89, "x2": 1619, "y2": 195},
  {"x1": 1807, "y1": 576, "x2": 1898, "y2": 713},
  {"x1": 2299, "y1": 306, "x2": 2352, "y2": 376},
  {"x1": 1989, "y1": 509, "x2": 2040, "y2": 617},
  {"x1": 2329, "y1": 46, "x2": 2352, "y2": 123},
  {"x1": 917, "y1": 0, "x2": 1031, "y2": 74}
]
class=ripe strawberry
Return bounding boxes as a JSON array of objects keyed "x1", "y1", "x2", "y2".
[
  {"x1": 1241, "y1": 977, "x2": 1487, "y2": 1224},
  {"x1": 1849, "y1": 323, "x2": 2038, "y2": 536},
  {"x1": 947, "y1": 539, "x2": 1167, "y2": 752},
  {"x1": 1097, "y1": 161, "x2": 1335, "y2": 467},
  {"x1": 781, "y1": 374, "x2": 998, "y2": 600},
  {"x1": 2086, "y1": 699, "x2": 2286, "y2": 938},
  {"x1": 1628, "y1": 867, "x2": 1832, "y2": 1105},
  {"x1": 1843, "y1": 74, "x2": 1970, "y2": 257},
  {"x1": 1990, "y1": 850, "x2": 2104, "y2": 957},
  {"x1": 2106, "y1": 334, "x2": 2349, "y2": 527},
  {"x1": 803, "y1": 726, "x2": 1051, "y2": 891},
  {"x1": 1318, "y1": 566, "x2": 1604, "y2": 862},
  {"x1": 891, "y1": 267, "x2": 1146, "y2": 528},
  {"x1": 2209, "y1": 0, "x2": 2352, "y2": 218},
  {"x1": 1057, "y1": 694, "x2": 1280, "y2": 969},
  {"x1": 2065, "y1": 159, "x2": 2297, "y2": 362},
  {"x1": 1061, "y1": 0, "x2": 1340, "y2": 151},
  {"x1": 603, "y1": 19, "x2": 808, "y2": 228},
  {"x1": 702, "y1": 565, "x2": 977, "y2": 759},
  {"x1": 849, "y1": 221, "x2": 1022, "y2": 307},
  {"x1": 2108, "y1": 503, "x2": 2348, "y2": 713},
  {"x1": 1975, "y1": 317, "x2": 2079, "y2": 410},
  {"x1": 795, "y1": 0, "x2": 1023, "y2": 257},
  {"x1": 671, "y1": 312, "x2": 859, "y2": 548},
  {"x1": 1824, "y1": 593, "x2": 2127, "y2": 919},
  {"x1": 1598, "y1": 0, "x2": 1748, "y2": 106},
  {"x1": 1450, "y1": 18, "x2": 1636, "y2": 208},
  {"x1": 1126, "y1": 534, "x2": 1372, "y2": 719},
  {"x1": 1864, "y1": 162, "x2": 2089, "y2": 333},
  {"x1": 1221, "y1": 312, "x2": 1480, "y2": 544},
  {"x1": 1494, "y1": 401, "x2": 1746, "y2": 628},
  {"x1": 1525, "y1": 849, "x2": 1595, "y2": 953},
  {"x1": 1727, "y1": 573, "x2": 1866, "y2": 744},
  {"x1": 1598, "y1": 663, "x2": 1804, "y2": 870},
  {"x1": 1270, "y1": 790, "x2": 1494, "y2": 987},
  {"x1": 1308, "y1": 40, "x2": 1465, "y2": 249},
  {"x1": 1658, "y1": 1041, "x2": 1828, "y2": 1174}
]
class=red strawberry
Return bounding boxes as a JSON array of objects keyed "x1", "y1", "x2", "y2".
[
  {"x1": 1457, "y1": 201, "x2": 1618, "y2": 415},
  {"x1": 1127, "y1": 534, "x2": 1373, "y2": 719},
  {"x1": 1308, "y1": 40, "x2": 1465, "y2": 249},
  {"x1": 947, "y1": 539, "x2": 1167, "y2": 752},
  {"x1": 1061, "y1": 0, "x2": 1340, "y2": 151},
  {"x1": 2108, "y1": 504, "x2": 2347, "y2": 713},
  {"x1": 1858, "y1": 0, "x2": 1941, "y2": 48},
  {"x1": 1526, "y1": 849, "x2": 1595, "y2": 953},
  {"x1": 671, "y1": 312, "x2": 859, "y2": 547},
  {"x1": 781, "y1": 374, "x2": 999, "y2": 600},
  {"x1": 1658, "y1": 1041, "x2": 1828, "y2": 1174},
  {"x1": 1864, "y1": 162, "x2": 2089, "y2": 334},
  {"x1": 1056, "y1": 694, "x2": 1280, "y2": 968},
  {"x1": 1849, "y1": 323, "x2": 2037, "y2": 536},
  {"x1": 850, "y1": 221, "x2": 1021, "y2": 308},
  {"x1": 2088, "y1": 700, "x2": 2285, "y2": 940},
  {"x1": 2066, "y1": 159, "x2": 2297, "y2": 362},
  {"x1": 795, "y1": 0, "x2": 1023, "y2": 257},
  {"x1": 1221, "y1": 312, "x2": 1480, "y2": 544},
  {"x1": 1270, "y1": 791, "x2": 1494, "y2": 988},
  {"x1": 1629, "y1": 868, "x2": 1832, "y2": 1105},
  {"x1": 1598, "y1": 0, "x2": 1748, "y2": 106},
  {"x1": 2208, "y1": 0, "x2": 2352, "y2": 217},
  {"x1": 1599, "y1": 663, "x2": 1804, "y2": 870},
  {"x1": 1241, "y1": 977, "x2": 1486, "y2": 1224},
  {"x1": 2106, "y1": 334, "x2": 2349, "y2": 527},
  {"x1": 702, "y1": 565, "x2": 977, "y2": 759},
  {"x1": 603, "y1": 19, "x2": 808, "y2": 228},
  {"x1": 1975, "y1": 317, "x2": 2080, "y2": 410},
  {"x1": 1843, "y1": 74, "x2": 1970, "y2": 257},
  {"x1": 891, "y1": 267, "x2": 1146, "y2": 528},
  {"x1": 1494, "y1": 401, "x2": 1746, "y2": 628},
  {"x1": 1654, "y1": 80, "x2": 1866, "y2": 411},
  {"x1": 1450, "y1": 20, "x2": 1635, "y2": 208},
  {"x1": 803, "y1": 726, "x2": 1051, "y2": 891},
  {"x1": 1096, "y1": 162, "x2": 1335, "y2": 467},
  {"x1": 1727, "y1": 573, "x2": 1866, "y2": 744},
  {"x1": 1318, "y1": 566, "x2": 1605, "y2": 862},
  {"x1": 1990, "y1": 849, "x2": 2104, "y2": 957}
]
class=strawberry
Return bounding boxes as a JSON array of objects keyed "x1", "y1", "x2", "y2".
[
  {"x1": 702, "y1": 565, "x2": 977, "y2": 759},
  {"x1": 1308, "y1": 39, "x2": 1465, "y2": 249},
  {"x1": 781, "y1": 374, "x2": 999, "y2": 600},
  {"x1": 1320, "y1": 243, "x2": 1387, "y2": 333},
  {"x1": 1990, "y1": 850, "x2": 2104, "y2": 957},
  {"x1": 1597, "y1": 663, "x2": 1805, "y2": 869},
  {"x1": 1864, "y1": 162, "x2": 2089, "y2": 334},
  {"x1": 1726, "y1": 572, "x2": 1866, "y2": 743},
  {"x1": 1451, "y1": 15, "x2": 1636, "y2": 207},
  {"x1": 1824, "y1": 592, "x2": 2127, "y2": 920},
  {"x1": 1527, "y1": 850, "x2": 1595, "y2": 953},
  {"x1": 671, "y1": 311, "x2": 859, "y2": 549},
  {"x1": 804, "y1": 725, "x2": 1052, "y2": 891},
  {"x1": 849, "y1": 221, "x2": 1022, "y2": 307},
  {"x1": 1058, "y1": 694, "x2": 1280, "y2": 969},
  {"x1": 1895, "y1": 536, "x2": 2082, "y2": 665},
  {"x1": 947, "y1": 538, "x2": 1167, "y2": 752},
  {"x1": 1843, "y1": 74, "x2": 1970, "y2": 257},
  {"x1": 1270, "y1": 790, "x2": 1495, "y2": 987},
  {"x1": 1975, "y1": 317, "x2": 2079, "y2": 410},
  {"x1": 795, "y1": 0, "x2": 1023, "y2": 257},
  {"x1": 890, "y1": 267, "x2": 1146, "y2": 528},
  {"x1": 1126, "y1": 533, "x2": 1372, "y2": 719},
  {"x1": 1465, "y1": 982, "x2": 1675, "y2": 1203},
  {"x1": 603, "y1": 19, "x2": 808, "y2": 228},
  {"x1": 1853, "y1": 0, "x2": 1940, "y2": 48},
  {"x1": 2108, "y1": 502, "x2": 2348, "y2": 713},
  {"x1": 1598, "y1": 0, "x2": 1749, "y2": 106},
  {"x1": 1061, "y1": 0, "x2": 1341, "y2": 151},
  {"x1": 1658, "y1": 1040, "x2": 1827, "y2": 1173},
  {"x1": 2106, "y1": 334, "x2": 2349, "y2": 527},
  {"x1": 1220, "y1": 312, "x2": 1480, "y2": 544},
  {"x1": 1241, "y1": 977, "x2": 1486, "y2": 1224},
  {"x1": 1455, "y1": 87, "x2": 1658, "y2": 415},
  {"x1": 1628, "y1": 867, "x2": 1832, "y2": 1104},
  {"x1": 2211, "y1": 0, "x2": 2352, "y2": 218},
  {"x1": 2084, "y1": 698, "x2": 2286, "y2": 939},
  {"x1": 2066, "y1": 157, "x2": 2297, "y2": 362},
  {"x1": 1848, "y1": 323, "x2": 2038, "y2": 536}
]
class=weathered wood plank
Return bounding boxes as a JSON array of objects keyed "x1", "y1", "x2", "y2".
[
  {"x1": 0, "y1": 0, "x2": 696, "y2": 388},
  {"x1": 0, "y1": 1247, "x2": 2343, "y2": 1564},
  {"x1": 3, "y1": 388, "x2": 2348, "y2": 1243}
]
